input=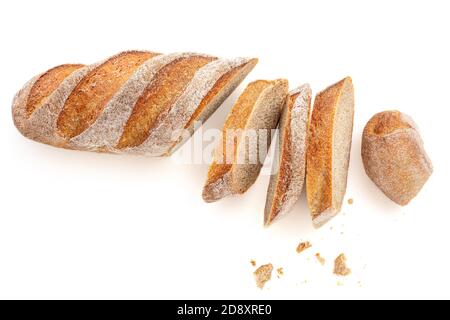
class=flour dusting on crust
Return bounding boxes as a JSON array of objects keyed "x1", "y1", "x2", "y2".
[
  {"x1": 28, "y1": 64, "x2": 99, "y2": 146},
  {"x1": 69, "y1": 53, "x2": 203, "y2": 151},
  {"x1": 132, "y1": 58, "x2": 253, "y2": 155}
]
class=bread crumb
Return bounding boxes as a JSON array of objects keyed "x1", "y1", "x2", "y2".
[
  {"x1": 277, "y1": 267, "x2": 284, "y2": 276},
  {"x1": 334, "y1": 253, "x2": 351, "y2": 276},
  {"x1": 250, "y1": 260, "x2": 256, "y2": 267},
  {"x1": 348, "y1": 198, "x2": 354, "y2": 205},
  {"x1": 296, "y1": 241, "x2": 312, "y2": 254},
  {"x1": 254, "y1": 263, "x2": 273, "y2": 289},
  {"x1": 315, "y1": 253, "x2": 326, "y2": 265}
]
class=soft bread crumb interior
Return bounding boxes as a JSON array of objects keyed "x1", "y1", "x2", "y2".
[
  {"x1": 232, "y1": 79, "x2": 288, "y2": 193},
  {"x1": 331, "y1": 79, "x2": 354, "y2": 212},
  {"x1": 263, "y1": 106, "x2": 287, "y2": 225},
  {"x1": 205, "y1": 80, "x2": 271, "y2": 185}
]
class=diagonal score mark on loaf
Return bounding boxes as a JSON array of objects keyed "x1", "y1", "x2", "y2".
[
  {"x1": 139, "y1": 58, "x2": 256, "y2": 156},
  {"x1": 13, "y1": 64, "x2": 85, "y2": 133},
  {"x1": 69, "y1": 53, "x2": 203, "y2": 151},
  {"x1": 56, "y1": 51, "x2": 159, "y2": 140},
  {"x1": 26, "y1": 64, "x2": 85, "y2": 117},
  {"x1": 13, "y1": 64, "x2": 100, "y2": 146},
  {"x1": 27, "y1": 64, "x2": 101, "y2": 146},
  {"x1": 115, "y1": 55, "x2": 217, "y2": 150}
]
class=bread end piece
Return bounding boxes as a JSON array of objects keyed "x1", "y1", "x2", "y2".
[
  {"x1": 306, "y1": 77, "x2": 354, "y2": 228},
  {"x1": 361, "y1": 110, "x2": 433, "y2": 205},
  {"x1": 202, "y1": 79, "x2": 288, "y2": 202},
  {"x1": 12, "y1": 64, "x2": 86, "y2": 145}
]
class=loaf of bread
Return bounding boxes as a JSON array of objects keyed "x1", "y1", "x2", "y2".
[
  {"x1": 306, "y1": 77, "x2": 354, "y2": 228},
  {"x1": 12, "y1": 51, "x2": 258, "y2": 155},
  {"x1": 361, "y1": 110, "x2": 432, "y2": 205},
  {"x1": 264, "y1": 84, "x2": 311, "y2": 226},
  {"x1": 202, "y1": 79, "x2": 288, "y2": 202}
]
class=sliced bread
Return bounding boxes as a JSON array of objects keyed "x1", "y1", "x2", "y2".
[
  {"x1": 202, "y1": 79, "x2": 288, "y2": 203},
  {"x1": 264, "y1": 84, "x2": 312, "y2": 226},
  {"x1": 306, "y1": 77, "x2": 354, "y2": 228}
]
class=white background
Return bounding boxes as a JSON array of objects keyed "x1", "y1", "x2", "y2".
[{"x1": 0, "y1": 0, "x2": 449, "y2": 300}]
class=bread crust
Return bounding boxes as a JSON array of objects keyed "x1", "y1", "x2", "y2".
[
  {"x1": 306, "y1": 77, "x2": 354, "y2": 227},
  {"x1": 141, "y1": 58, "x2": 258, "y2": 156},
  {"x1": 361, "y1": 110, "x2": 433, "y2": 205},
  {"x1": 12, "y1": 51, "x2": 257, "y2": 154},
  {"x1": 69, "y1": 53, "x2": 197, "y2": 152},
  {"x1": 116, "y1": 55, "x2": 216, "y2": 149},
  {"x1": 57, "y1": 51, "x2": 158, "y2": 139},
  {"x1": 264, "y1": 84, "x2": 311, "y2": 226}
]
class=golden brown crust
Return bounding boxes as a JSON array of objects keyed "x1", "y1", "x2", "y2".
[
  {"x1": 26, "y1": 64, "x2": 84, "y2": 117},
  {"x1": 116, "y1": 55, "x2": 216, "y2": 149},
  {"x1": 205, "y1": 80, "x2": 271, "y2": 186},
  {"x1": 306, "y1": 78, "x2": 348, "y2": 217},
  {"x1": 150, "y1": 57, "x2": 258, "y2": 156},
  {"x1": 365, "y1": 110, "x2": 412, "y2": 136},
  {"x1": 13, "y1": 51, "x2": 258, "y2": 156},
  {"x1": 56, "y1": 51, "x2": 158, "y2": 139}
]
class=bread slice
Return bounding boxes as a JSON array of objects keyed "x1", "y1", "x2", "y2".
[
  {"x1": 264, "y1": 84, "x2": 312, "y2": 226},
  {"x1": 361, "y1": 110, "x2": 433, "y2": 205},
  {"x1": 306, "y1": 77, "x2": 354, "y2": 228},
  {"x1": 202, "y1": 79, "x2": 288, "y2": 203}
]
